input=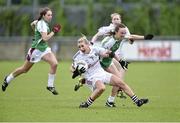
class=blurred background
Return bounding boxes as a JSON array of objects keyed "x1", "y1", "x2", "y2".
[{"x1": 0, "y1": 0, "x2": 180, "y2": 61}]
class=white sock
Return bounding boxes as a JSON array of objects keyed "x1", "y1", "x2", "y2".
[
  {"x1": 107, "y1": 96, "x2": 115, "y2": 103},
  {"x1": 6, "y1": 73, "x2": 14, "y2": 84},
  {"x1": 47, "y1": 73, "x2": 55, "y2": 87}
]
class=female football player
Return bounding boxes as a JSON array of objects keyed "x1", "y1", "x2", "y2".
[{"x1": 2, "y1": 7, "x2": 61, "y2": 95}]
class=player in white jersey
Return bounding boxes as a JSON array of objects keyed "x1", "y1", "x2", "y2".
[
  {"x1": 74, "y1": 13, "x2": 130, "y2": 92},
  {"x1": 71, "y1": 36, "x2": 148, "y2": 108},
  {"x1": 2, "y1": 7, "x2": 61, "y2": 95}
]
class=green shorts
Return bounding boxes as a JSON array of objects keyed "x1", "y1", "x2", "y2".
[{"x1": 100, "y1": 57, "x2": 112, "y2": 69}]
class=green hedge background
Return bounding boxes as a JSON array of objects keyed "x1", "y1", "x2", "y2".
[{"x1": 0, "y1": 0, "x2": 179, "y2": 36}]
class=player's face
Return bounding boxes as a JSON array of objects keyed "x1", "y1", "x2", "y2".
[
  {"x1": 78, "y1": 42, "x2": 90, "y2": 53},
  {"x1": 116, "y1": 27, "x2": 126, "y2": 38},
  {"x1": 43, "y1": 10, "x2": 52, "y2": 22},
  {"x1": 112, "y1": 15, "x2": 121, "y2": 25}
]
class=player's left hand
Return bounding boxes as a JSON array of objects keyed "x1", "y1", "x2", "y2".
[
  {"x1": 52, "y1": 24, "x2": 61, "y2": 33},
  {"x1": 144, "y1": 34, "x2": 154, "y2": 40},
  {"x1": 119, "y1": 60, "x2": 130, "y2": 70}
]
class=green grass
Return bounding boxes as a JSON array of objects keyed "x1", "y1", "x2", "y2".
[{"x1": 0, "y1": 61, "x2": 180, "y2": 122}]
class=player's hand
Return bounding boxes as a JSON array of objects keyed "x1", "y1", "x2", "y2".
[
  {"x1": 129, "y1": 39, "x2": 134, "y2": 44},
  {"x1": 80, "y1": 78, "x2": 86, "y2": 84},
  {"x1": 52, "y1": 24, "x2": 61, "y2": 33},
  {"x1": 72, "y1": 66, "x2": 86, "y2": 79},
  {"x1": 109, "y1": 51, "x2": 115, "y2": 58},
  {"x1": 119, "y1": 60, "x2": 130, "y2": 70},
  {"x1": 79, "y1": 67, "x2": 86, "y2": 74},
  {"x1": 144, "y1": 34, "x2": 154, "y2": 40},
  {"x1": 72, "y1": 65, "x2": 80, "y2": 79}
]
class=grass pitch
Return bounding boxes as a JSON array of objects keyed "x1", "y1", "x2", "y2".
[{"x1": 0, "y1": 61, "x2": 180, "y2": 122}]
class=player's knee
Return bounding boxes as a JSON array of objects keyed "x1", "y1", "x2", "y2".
[
  {"x1": 51, "y1": 62, "x2": 58, "y2": 69},
  {"x1": 116, "y1": 79, "x2": 126, "y2": 88},
  {"x1": 98, "y1": 86, "x2": 106, "y2": 93}
]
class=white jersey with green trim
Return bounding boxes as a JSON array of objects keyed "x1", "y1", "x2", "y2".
[
  {"x1": 115, "y1": 26, "x2": 131, "y2": 58},
  {"x1": 98, "y1": 23, "x2": 130, "y2": 38},
  {"x1": 98, "y1": 24, "x2": 131, "y2": 59},
  {"x1": 101, "y1": 36, "x2": 118, "y2": 50}
]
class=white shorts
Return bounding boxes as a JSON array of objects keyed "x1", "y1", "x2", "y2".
[
  {"x1": 26, "y1": 47, "x2": 51, "y2": 63},
  {"x1": 85, "y1": 71, "x2": 112, "y2": 91}
]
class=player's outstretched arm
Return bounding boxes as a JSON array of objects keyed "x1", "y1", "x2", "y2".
[
  {"x1": 128, "y1": 34, "x2": 154, "y2": 40},
  {"x1": 91, "y1": 32, "x2": 102, "y2": 44}
]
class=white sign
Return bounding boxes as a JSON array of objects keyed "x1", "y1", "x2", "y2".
[{"x1": 121, "y1": 40, "x2": 180, "y2": 61}]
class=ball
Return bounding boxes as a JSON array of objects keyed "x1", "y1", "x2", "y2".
[{"x1": 75, "y1": 60, "x2": 88, "y2": 72}]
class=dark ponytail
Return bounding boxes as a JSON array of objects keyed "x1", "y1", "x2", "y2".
[
  {"x1": 37, "y1": 7, "x2": 51, "y2": 21},
  {"x1": 114, "y1": 23, "x2": 126, "y2": 33}
]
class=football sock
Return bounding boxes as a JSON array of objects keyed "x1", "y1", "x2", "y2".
[
  {"x1": 6, "y1": 73, "x2": 14, "y2": 84},
  {"x1": 48, "y1": 73, "x2": 55, "y2": 87},
  {"x1": 86, "y1": 97, "x2": 94, "y2": 106},
  {"x1": 107, "y1": 96, "x2": 115, "y2": 102},
  {"x1": 131, "y1": 95, "x2": 139, "y2": 104}
]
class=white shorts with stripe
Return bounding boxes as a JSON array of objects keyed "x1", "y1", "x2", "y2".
[
  {"x1": 85, "y1": 70, "x2": 112, "y2": 91},
  {"x1": 26, "y1": 47, "x2": 51, "y2": 63}
]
